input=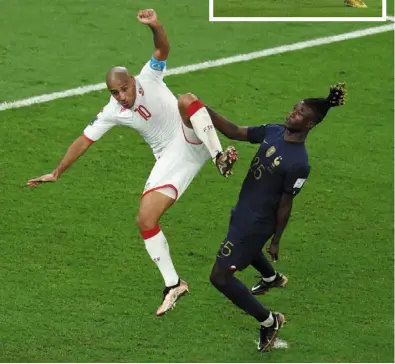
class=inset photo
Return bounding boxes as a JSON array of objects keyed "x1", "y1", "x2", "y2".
[{"x1": 210, "y1": 0, "x2": 386, "y2": 21}]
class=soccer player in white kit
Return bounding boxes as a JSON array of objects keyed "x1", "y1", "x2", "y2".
[{"x1": 26, "y1": 9, "x2": 238, "y2": 316}]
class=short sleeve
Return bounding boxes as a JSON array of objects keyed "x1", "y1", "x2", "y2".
[
  {"x1": 283, "y1": 164, "x2": 311, "y2": 196},
  {"x1": 247, "y1": 125, "x2": 267, "y2": 144},
  {"x1": 83, "y1": 101, "x2": 117, "y2": 142},
  {"x1": 138, "y1": 56, "x2": 167, "y2": 82}
]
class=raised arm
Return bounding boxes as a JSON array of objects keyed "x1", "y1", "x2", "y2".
[
  {"x1": 137, "y1": 9, "x2": 169, "y2": 61},
  {"x1": 205, "y1": 105, "x2": 249, "y2": 141}
]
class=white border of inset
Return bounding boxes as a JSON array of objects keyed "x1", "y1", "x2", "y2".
[{"x1": 209, "y1": 0, "x2": 386, "y2": 22}]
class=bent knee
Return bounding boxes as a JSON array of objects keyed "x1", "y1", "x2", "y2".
[
  {"x1": 178, "y1": 93, "x2": 201, "y2": 127},
  {"x1": 177, "y1": 93, "x2": 199, "y2": 111},
  {"x1": 136, "y1": 212, "x2": 158, "y2": 233},
  {"x1": 210, "y1": 272, "x2": 218, "y2": 286},
  {"x1": 210, "y1": 270, "x2": 229, "y2": 287}
]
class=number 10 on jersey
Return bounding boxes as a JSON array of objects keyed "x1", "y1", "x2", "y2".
[{"x1": 134, "y1": 105, "x2": 152, "y2": 120}]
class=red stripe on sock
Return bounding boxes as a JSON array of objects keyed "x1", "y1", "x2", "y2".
[
  {"x1": 141, "y1": 225, "x2": 161, "y2": 240},
  {"x1": 186, "y1": 100, "x2": 205, "y2": 117}
]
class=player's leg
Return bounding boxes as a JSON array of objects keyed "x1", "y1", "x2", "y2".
[
  {"x1": 136, "y1": 190, "x2": 188, "y2": 316},
  {"x1": 210, "y1": 242, "x2": 285, "y2": 351},
  {"x1": 250, "y1": 250, "x2": 288, "y2": 295},
  {"x1": 210, "y1": 261, "x2": 272, "y2": 322},
  {"x1": 210, "y1": 239, "x2": 285, "y2": 352},
  {"x1": 178, "y1": 93, "x2": 238, "y2": 177}
]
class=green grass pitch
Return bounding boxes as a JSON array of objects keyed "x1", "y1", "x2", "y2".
[
  {"x1": 0, "y1": 0, "x2": 393, "y2": 362},
  {"x1": 213, "y1": 0, "x2": 384, "y2": 18}
]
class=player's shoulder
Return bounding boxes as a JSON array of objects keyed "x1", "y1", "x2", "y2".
[
  {"x1": 135, "y1": 73, "x2": 150, "y2": 85},
  {"x1": 97, "y1": 96, "x2": 120, "y2": 120},
  {"x1": 269, "y1": 123, "x2": 285, "y2": 130},
  {"x1": 295, "y1": 145, "x2": 310, "y2": 165},
  {"x1": 287, "y1": 144, "x2": 310, "y2": 170},
  {"x1": 265, "y1": 123, "x2": 285, "y2": 134},
  {"x1": 250, "y1": 123, "x2": 284, "y2": 133},
  {"x1": 108, "y1": 96, "x2": 121, "y2": 112},
  {"x1": 293, "y1": 157, "x2": 311, "y2": 174},
  {"x1": 135, "y1": 73, "x2": 165, "y2": 88}
]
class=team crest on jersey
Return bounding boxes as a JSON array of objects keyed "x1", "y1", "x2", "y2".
[{"x1": 266, "y1": 146, "x2": 276, "y2": 157}]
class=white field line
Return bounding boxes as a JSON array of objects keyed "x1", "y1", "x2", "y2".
[{"x1": 0, "y1": 22, "x2": 394, "y2": 112}]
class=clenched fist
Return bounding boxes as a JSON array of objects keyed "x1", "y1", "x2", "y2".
[{"x1": 137, "y1": 9, "x2": 158, "y2": 25}]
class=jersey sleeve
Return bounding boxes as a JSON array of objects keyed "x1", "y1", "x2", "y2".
[
  {"x1": 247, "y1": 125, "x2": 267, "y2": 144},
  {"x1": 283, "y1": 163, "x2": 311, "y2": 196},
  {"x1": 138, "y1": 56, "x2": 167, "y2": 82},
  {"x1": 83, "y1": 102, "x2": 117, "y2": 142}
]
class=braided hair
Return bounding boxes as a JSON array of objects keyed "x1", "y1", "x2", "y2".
[{"x1": 302, "y1": 83, "x2": 346, "y2": 124}]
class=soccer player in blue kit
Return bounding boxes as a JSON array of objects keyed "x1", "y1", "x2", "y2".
[{"x1": 206, "y1": 83, "x2": 346, "y2": 352}]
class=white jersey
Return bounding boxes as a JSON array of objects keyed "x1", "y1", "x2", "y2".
[{"x1": 83, "y1": 58, "x2": 181, "y2": 159}]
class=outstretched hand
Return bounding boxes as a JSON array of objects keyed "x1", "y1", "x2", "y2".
[{"x1": 26, "y1": 173, "x2": 57, "y2": 188}]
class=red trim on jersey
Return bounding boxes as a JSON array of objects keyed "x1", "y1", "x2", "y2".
[
  {"x1": 181, "y1": 124, "x2": 202, "y2": 145},
  {"x1": 141, "y1": 225, "x2": 161, "y2": 239},
  {"x1": 141, "y1": 184, "x2": 179, "y2": 201},
  {"x1": 83, "y1": 134, "x2": 95, "y2": 143},
  {"x1": 186, "y1": 100, "x2": 205, "y2": 117}
]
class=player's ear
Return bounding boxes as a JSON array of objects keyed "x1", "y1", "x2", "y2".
[{"x1": 306, "y1": 119, "x2": 315, "y2": 129}]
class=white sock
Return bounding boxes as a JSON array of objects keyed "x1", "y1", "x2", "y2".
[
  {"x1": 143, "y1": 228, "x2": 179, "y2": 287},
  {"x1": 187, "y1": 101, "x2": 223, "y2": 161},
  {"x1": 261, "y1": 312, "x2": 274, "y2": 327},
  {"x1": 262, "y1": 273, "x2": 277, "y2": 283}
]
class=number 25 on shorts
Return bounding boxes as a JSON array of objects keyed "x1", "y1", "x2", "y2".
[{"x1": 220, "y1": 241, "x2": 234, "y2": 257}]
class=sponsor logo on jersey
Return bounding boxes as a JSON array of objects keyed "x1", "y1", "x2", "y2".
[{"x1": 89, "y1": 116, "x2": 97, "y2": 125}]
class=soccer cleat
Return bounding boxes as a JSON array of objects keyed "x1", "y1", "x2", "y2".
[
  {"x1": 258, "y1": 312, "x2": 286, "y2": 352},
  {"x1": 156, "y1": 279, "x2": 189, "y2": 316},
  {"x1": 251, "y1": 272, "x2": 288, "y2": 296},
  {"x1": 344, "y1": 0, "x2": 368, "y2": 8},
  {"x1": 215, "y1": 146, "x2": 238, "y2": 177}
]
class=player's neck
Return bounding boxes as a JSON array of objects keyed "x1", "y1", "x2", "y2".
[{"x1": 283, "y1": 129, "x2": 307, "y2": 143}]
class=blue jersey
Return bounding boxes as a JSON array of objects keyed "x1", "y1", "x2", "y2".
[{"x1": 228, "y1": 124, "x2": 310, "y2": 239}]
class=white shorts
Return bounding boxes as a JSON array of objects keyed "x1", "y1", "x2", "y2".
[{"x1": 142, "y1": 123, "x2": 211, "y2": 200}]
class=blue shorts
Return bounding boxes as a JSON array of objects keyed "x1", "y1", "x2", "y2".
[{"x1": 215, "y1": 232, "x2": 272, "y2": 271}]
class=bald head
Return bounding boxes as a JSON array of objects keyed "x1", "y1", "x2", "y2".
[
  {"x1": 106, "y1": 66, "x2": 131, "y2": 86},
  {"x1": 106, "y1": 66, "x2": 136, "y2": 108}
]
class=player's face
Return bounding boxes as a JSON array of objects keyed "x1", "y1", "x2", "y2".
[
  {"x1": 108, "y1": 76, "x2": 136, "y2": 108},
  {"x1": 284, "y1": 103, "x2": 314, "y2": 132}
]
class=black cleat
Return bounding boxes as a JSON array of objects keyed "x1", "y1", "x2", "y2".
[
  {"x1": 258, "y1": 312, "x2": 286, "y2": 352},
  {"x1": 251, "y1": 272, "x2": 288, "y2": 296}
]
